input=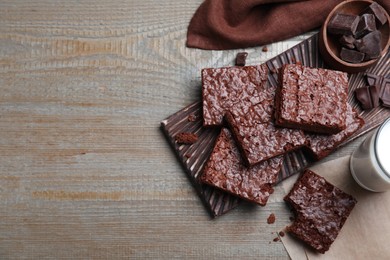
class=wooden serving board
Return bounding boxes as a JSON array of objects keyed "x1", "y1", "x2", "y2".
[{"x1": 161, "y1": 34, "x2": 390, "y2": 218}]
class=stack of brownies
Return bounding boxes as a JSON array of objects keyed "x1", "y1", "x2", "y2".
[{"x1": 199, "y1": 62, "x2": 362, "y2": 253}]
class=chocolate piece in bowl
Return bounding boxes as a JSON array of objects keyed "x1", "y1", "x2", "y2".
[
  {"x1": 340, "y1": 48, "x2": 365, "y2": 63},
  {"x1": 327, "y1": 13, "x2": 359, "y2": 35},
  {"x1": 364, "y1": 1, "x2": 388, "y2": 27},
  {"x1": 355, "y1": 30, "x2": 382, "y2": 60},
  {"x1": 355, "y1": 13, "x2": 377, "y2": 38},
  {"x1": 304, "y1": 104, "x2": 364, "y2": 161},
  {"x1": 202, "y1": 64, "x2": 269, "y2": 126},
  {"x1": 274, "y1": 64, "x2": 348, "y2": 135},
  {"x1": 284, "y1": 169, "x2": 357, "y2": 254},
  {"x1": 200, "y1": 128, "x2": 283, "y2": 206},
  {"x1": 339, "y1": 35, "x2": 355, "y2": 49}
]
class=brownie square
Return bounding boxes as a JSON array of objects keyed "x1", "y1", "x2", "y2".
[
  {"x1": 284, "y1": 169, "x2": 357, "y2": 254},
  {"x1": 304, "y1": 103, "x2": 364, "y2": 161},
  {"x1": 200, "y1": 128, "x2": 283, "y2": 206},
  {"x1": 275, "y1": 64, "x2": 348, "y2": 134},
  {"x1": 202, "y1": 64, "x2": 270, "y2": 126},
  {"x1": 225, "y1": 114, "x2": 306, "y2": 166}
]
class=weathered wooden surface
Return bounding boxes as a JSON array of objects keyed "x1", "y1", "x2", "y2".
[{"x1": 0, "y1": 0, "x2": 365, "y2": 259}]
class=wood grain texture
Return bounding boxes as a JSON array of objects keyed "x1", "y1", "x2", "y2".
[{"x1": 0, "y1": 0, "x2": 365, "y2": 259}]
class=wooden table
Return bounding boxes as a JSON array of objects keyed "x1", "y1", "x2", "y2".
[{"x1": 0, "y1": 1, "x2": 366, "y2": 259}]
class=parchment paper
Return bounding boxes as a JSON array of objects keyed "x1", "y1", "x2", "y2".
[{"x1": 279, "y1": 156, "x2": 390, "y2": 259}]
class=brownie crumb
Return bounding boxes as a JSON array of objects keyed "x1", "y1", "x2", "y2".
[
  {"x1": 262, "y1": 46, "x2": 268, "y2": 52},
  {"x1": 279, "y1": 231, "x2": 285, "y2": 237},
  {"x1": 187, "y1": 113, "x2": 198, "y2": 122},
  {"x1": 267, "y1": 213, "x2": 276, "y2": 224},
  {"x1": 175, "y1": 132, "x2": 198, "y2": 144},
  {"x1": 235, "y1": 52, "x2": 248, "y2": 66},
  {"x1": 273, "y1": 237, "x2": 280, "y2": 242}
]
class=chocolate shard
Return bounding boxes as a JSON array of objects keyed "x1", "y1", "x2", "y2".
[
  {"x1": 355, "y1": 85, "x2": 380, "y2": 110},
  {"x1": 235, "y1": 52, "x2": 248, "y2": 66},
  {"x1": 355, "y1": 30, "x2": 382, "y2": 60},
  {"x1": 379, "y1": 78, "x2": 390, "y2": 107},
  {"x1": 340, "y1": 47, "x2": 365, "y2": 63},
  {"x1": 364, "y1": 72, "x2": 383, "y2": 87},
  {"x1": 364, "y1": 2, "x2": 388, "y2": 27},
  {"x1": 339, "y1": 35, "x2": 356, "y2": 49},
  {"x1": 355, "y1": 13, "x2": 377, "y2": 39},
  {"x1": 327, "y1": 13, "x2": 359, "y2": 35}
]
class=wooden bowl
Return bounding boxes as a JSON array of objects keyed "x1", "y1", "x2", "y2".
[{"x1": 319, "y1": 0, "x2": 390, "y2": 73}]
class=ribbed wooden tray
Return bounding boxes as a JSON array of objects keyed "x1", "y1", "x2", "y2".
[{"x1": 161, "y1": 34, "x2": 390, "y2": 218}]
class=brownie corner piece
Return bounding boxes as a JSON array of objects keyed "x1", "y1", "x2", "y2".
[
  {"x1": 201, "y1": 64, "x2": 268, "y2": 126},
  {"x1": 284, "y1": 169, "x2": 357, "y2": 254},
  {"x1": 275, "y1": 64, "x2": 348, "y2": 134},
  {"x1": 304, "y1": 103, "x2": 364, "y2": 161},
  {"x1": 200, "y1": 128, "x2": 283, "y2": 206}
]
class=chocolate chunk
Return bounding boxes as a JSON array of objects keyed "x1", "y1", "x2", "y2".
[
  {"x1": 267, "y1": 213, "x2": 276, "y2": 224},
  {"x1": 364, "y1": 72, "x2": 383, "y2": 86},
  {"x1": 355, "y1": 30, "x2": 382, "y2": 60},
  {"x1": 355, "y1": 85, "x2": 380, "y2": 110},
  {"x1": 175, "y1": 132, "x2": 198, "y2": 144},
  {"x1": 364, "y1": 2, "x2": 388, "y2": 27},
  {"x1": 327, "y1": 13, "x2": 359, "y2": 35},
  {"x1": 340, "y1": 47, "x2": 365, "y2": 63},
  {"x1": 380, "y1": 79, "x2": 390, "y2": 107},
  {"x1": 235, "y1": 52, "x2": 248, "y2": 66},
  {"x1": 284, "y1": 170, "x2": 357, "y2": 254},
  {"x1": 356, "y1": 13, "x2": 377, "y2": 38},
  {"x1": 200, "y1": 128, "x2": 283, "y2": 206},
  {"x1": 339, "y1": 35, "x2": 356, "y2": 49}
]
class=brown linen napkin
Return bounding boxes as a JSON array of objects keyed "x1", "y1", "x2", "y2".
[
  {"x1": 279, "y1": 156, "x2": 390, "y2": 259},
  {"x1": 187, "y1": 0, "x2": 390, "y2": 50}
]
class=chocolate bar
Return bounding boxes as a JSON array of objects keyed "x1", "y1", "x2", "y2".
[
  {"x1": 200, "y1": 128, "x2": 283, "y2": 206},
  {"x1": 327, "y1": 13, "x2": 359, "y2": 35},
  {"x1": 355, "y1": 85, "x2": 380, "y2": 110},
  {"x1": 363, "y1": 73, "x2": 390, "y2": 107},
  {"x1": 380, "y1": 79, "x2": 390, "y2": 107},
  {"x1": 284, "y1": 170, "x2": 357, "y2": 254},
  {"x1": 339, "y1": 35, "x2": 355, "y2": 49}
]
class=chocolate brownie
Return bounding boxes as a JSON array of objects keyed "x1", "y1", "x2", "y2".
[
  {"x1": 225, "y1": 114, "x2": 306, "y2": 166},
  {"x1": 284, "y1": 169, "x2": 357, "y2": 254},
  {"x1": 274, "y1": 64, "x2": 348, "y2": 134},
  {"x1": 200, "y1": 128, "x2": 283, "y2": 206},
  {"x1": 202, "y1": 64, "x2": 270, "y2": 126},
  {"x1": 304, "y1": 103, "x2": 364, "y2": 161}
]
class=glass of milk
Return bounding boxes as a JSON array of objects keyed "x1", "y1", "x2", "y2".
[{"x1": 350, "y1": 117, "x2": 390, "y2": 192}]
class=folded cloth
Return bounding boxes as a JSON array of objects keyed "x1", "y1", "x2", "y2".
[{"x1": 186, "y1": 0, "x2": 390, "y2": 50}]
